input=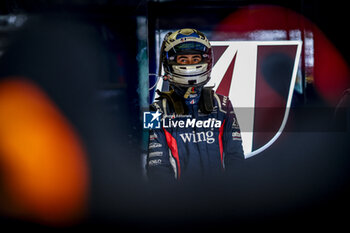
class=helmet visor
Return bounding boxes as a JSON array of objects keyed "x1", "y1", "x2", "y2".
[{"x1": 167, "y1": 41, "x2": 209, "y2": 57}]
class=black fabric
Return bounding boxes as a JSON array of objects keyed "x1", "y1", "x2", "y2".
[
  {"x1": 155, "y1": 89, "x2": 186, "y2": 115},
  {"x1": 199, "y1": 87, "x2": 214, "y2": 114}
]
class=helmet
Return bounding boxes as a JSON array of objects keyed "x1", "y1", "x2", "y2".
[{"x1": 160, "y1": 28, "x2": 213, "y2": 87}]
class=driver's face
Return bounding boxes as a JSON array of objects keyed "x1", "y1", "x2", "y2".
[{"x1": 176, "y1": 54, "x2": 202, "y2": 65}]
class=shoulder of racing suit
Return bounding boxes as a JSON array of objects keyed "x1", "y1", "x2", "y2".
[{"x1": 212, "y1": 92, "x2": 233, "y2": 114}]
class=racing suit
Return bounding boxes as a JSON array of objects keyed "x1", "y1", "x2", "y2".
[{"x1": 147, "y1": 90, "x2": 244, "y2": 180}]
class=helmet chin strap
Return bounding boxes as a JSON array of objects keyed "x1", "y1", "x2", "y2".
[
  {"x1": 170, "y1": 83, "x2": 203, "y2": 103},
  {"x1": 183, "y1": 87, "x2": 193, "y2": 99}
]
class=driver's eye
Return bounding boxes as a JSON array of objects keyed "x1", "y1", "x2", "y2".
[{"x1": 178, "y1": 58, "x2": 188, "y2": 64}]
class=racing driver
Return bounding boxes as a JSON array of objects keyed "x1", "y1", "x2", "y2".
[{"x1": 147, "y1": 28, "x2": 244, "y2": 181}]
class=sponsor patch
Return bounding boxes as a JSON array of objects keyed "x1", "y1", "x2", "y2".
[
  {"x1": 232, "y1": 132, "x2": 242, "y2": 140},
  {"x1": 148, "y1": 159, "x2": 162, "y2": 166},
  {"x1": 179, "y1": 130, "x2": 215, "y2": 144},
  {"x1": 149, "y1": 151, "x2": 163, "y2": 158},
  {"x1": 149, "y1": 143, "x2": 162, "y2": 149}
]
